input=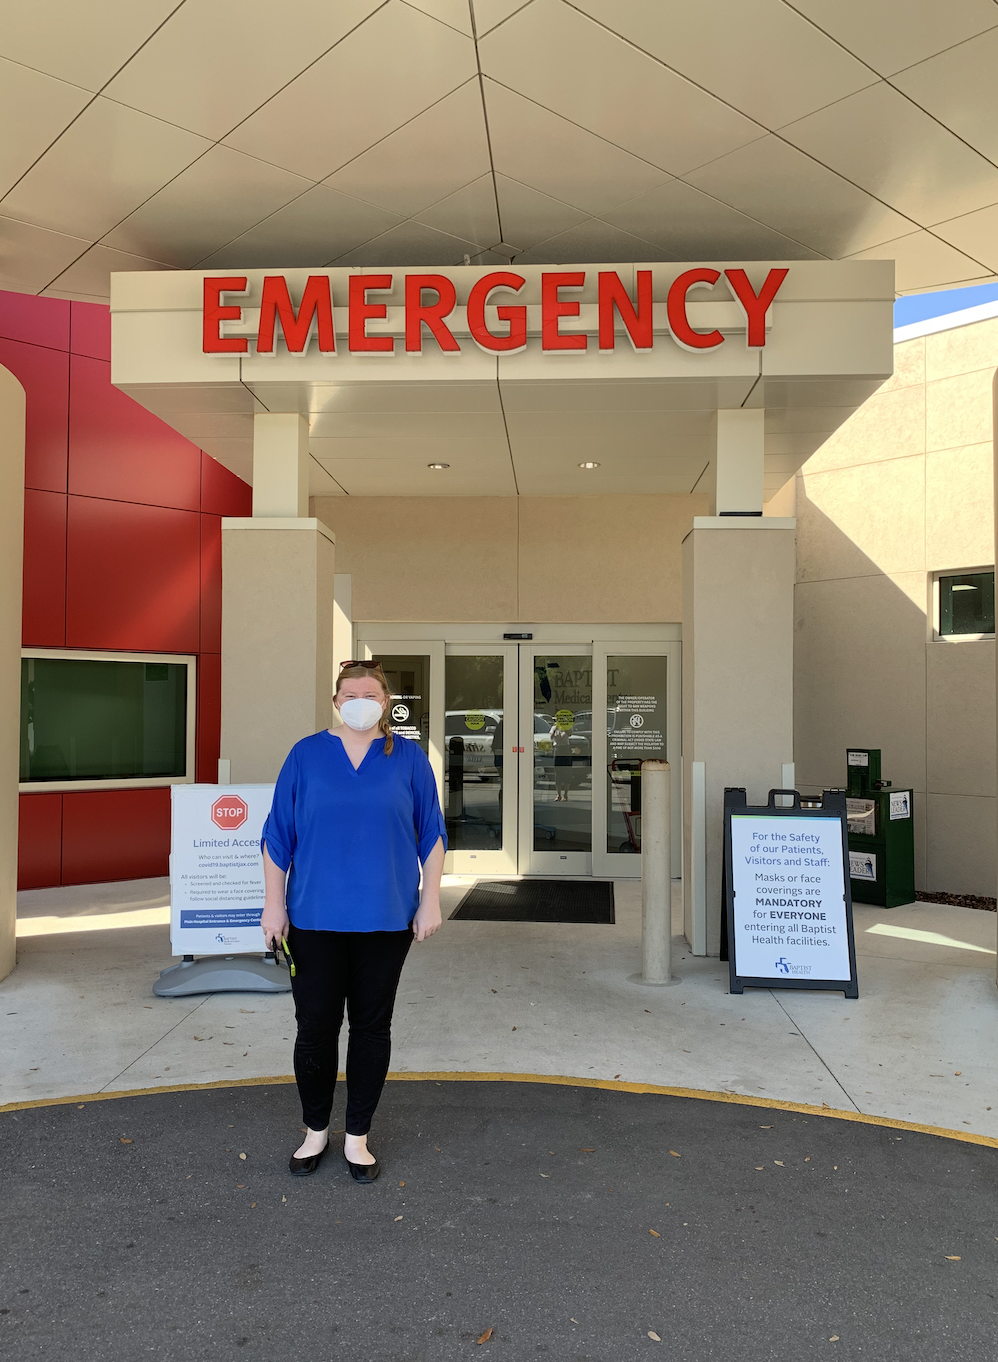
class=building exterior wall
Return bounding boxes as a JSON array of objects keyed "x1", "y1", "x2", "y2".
[
  {"x1": 794, "y1": 319, "x2": 997, "y2": 896},
  {"x1": 3, "y1": 290, "x2": 252, "y2": 890},
  {"x1": 312, "y1": 493, "x2": 708, "y2": 624}
]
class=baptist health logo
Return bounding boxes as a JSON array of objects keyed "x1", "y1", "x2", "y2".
[{"x1": 775, "y1": 957, "x2": 812, "y2": 977}]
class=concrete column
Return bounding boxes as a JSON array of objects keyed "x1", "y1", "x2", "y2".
[
  {"x1": 220, "y1": 519, "x2": 335, "y2": 783},
  {"x1": 709, "y1": 408, "x2": 765, "y2": 516},
  {"x1": 993, "y1": 368, "x2": 998, "y2": 986},
  {"x1": 0, "y1": 366, "x2": 26, "y2": 982},
  {"x1": 333, "y1": 573, "x2": 353, "y2": 674},
  {"x1": 252, "y1": 412, "x2": 309, "y2": 518},
  {"x1": 220, "y1": 413, "x2": 334, "y2": 784},
  {"x1": 682, "y1": 517, "x2": 796, "y2": 955},
  {"x1": 639, "y1": 760, "x2": 675, "y2": 985}
]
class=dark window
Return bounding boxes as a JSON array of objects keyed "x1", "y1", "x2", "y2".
[
  {"x1": 20, "y1": 657, "x2": 188, "y2": 783},
  {"x1": 938, "y1": 572, "x2": 995, "y2": 637}
]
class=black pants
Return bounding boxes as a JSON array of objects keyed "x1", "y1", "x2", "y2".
[{"x1": 287, "y1": 922, "x2": 412, "y2": 1135}]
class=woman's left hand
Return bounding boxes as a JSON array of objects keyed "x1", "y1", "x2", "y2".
[{"x1": 412, "y1": 898, "x2": 442, "y2": 942}]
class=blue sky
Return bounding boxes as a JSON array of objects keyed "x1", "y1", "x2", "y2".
[{"x1": 894, "y1": 280, "x2": 998, "y2": 328}]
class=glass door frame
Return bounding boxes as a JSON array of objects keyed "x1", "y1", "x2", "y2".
[
  {"x1": 518, "y1": 643, "x2": 593, "y2": 877},
  {"x1": 591, "y1": 641, "x2": 682, "y2": 881},
  {"x1": 443, "y1": 643, "x2": 519, "y2": 877},
  {"x1": 360, "y1": 637, "x2": 445, "y2": 796},
  {"x1": 355, "y1": 624, "x2": 683, "y2": 882}
]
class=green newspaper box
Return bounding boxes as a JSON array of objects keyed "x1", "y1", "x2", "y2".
[{"x1": 845, "y1": 748, "x2": 915, "y2": 908}]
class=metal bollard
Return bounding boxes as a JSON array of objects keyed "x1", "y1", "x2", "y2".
[{"x1": 639, "y1": 760, "x2": 677, "y2": 985}]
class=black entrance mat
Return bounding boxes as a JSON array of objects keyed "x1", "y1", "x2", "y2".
[{"x1": 450, "y1": 878, "x2": 614, "y2": 923}]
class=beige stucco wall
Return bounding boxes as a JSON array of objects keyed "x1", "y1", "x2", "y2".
[
  {"x1": 0, "y1": 366, "x2": 26, "y2": 982},
  {"x1": 794, "y1": 319, "x2": 997, "y2": 896},
  {"x1": 311, "y1": 493, "x2": 707, "y2": 624}
]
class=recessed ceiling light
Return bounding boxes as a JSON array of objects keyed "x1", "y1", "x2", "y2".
[
  {"x1": 427, "y1": 462, "x2": 450, "y2": 469},
  {"x1": 578, "y1": 460, "x2": 600, "y2": 469}
]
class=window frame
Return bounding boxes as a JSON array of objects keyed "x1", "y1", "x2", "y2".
[
  {"x1": 931, "y1": 567, "x2": 996, "y2": 643},
  {"x1": 19, "y1": 648, "x2": 197, "y2": 793}
]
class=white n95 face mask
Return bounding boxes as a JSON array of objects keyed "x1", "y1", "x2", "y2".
[{"x1": 339, "y1": 697, "x2": 384, "y2": 732}]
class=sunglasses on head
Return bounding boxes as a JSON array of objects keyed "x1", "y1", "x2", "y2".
[{"x1": 339, "y1": 659, "x2": 382, "y2": 671}]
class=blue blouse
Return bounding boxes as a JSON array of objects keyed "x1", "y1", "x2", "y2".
[{"x1": 261, "y1": 731, "x2": 447, "y2": 932}]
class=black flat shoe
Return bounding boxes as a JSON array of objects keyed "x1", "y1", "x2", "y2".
[
  {"x1": 345, "y1": 1154, "x2": 380, "y2": 1183},
  {"x1": 289, "y1": 1143, "x2": 327, "y2": 1177}
]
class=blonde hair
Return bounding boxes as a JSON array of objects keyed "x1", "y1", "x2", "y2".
[{"x1": 335, "y1": 663, "x2": 394, "y2": 754}]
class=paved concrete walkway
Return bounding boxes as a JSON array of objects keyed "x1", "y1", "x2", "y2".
[{"x1": 4, "y1": 876, "x2": 996, "y2": 1140}]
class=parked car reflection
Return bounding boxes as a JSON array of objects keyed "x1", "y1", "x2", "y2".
[{"x1": 445, "y1": 710, "x2": 502, "y2": 780}]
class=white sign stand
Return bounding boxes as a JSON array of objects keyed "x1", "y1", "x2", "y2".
[{"x1": 154, "y1": 783, "x2": 290, "y2": 997}]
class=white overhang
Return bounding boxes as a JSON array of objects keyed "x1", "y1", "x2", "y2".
[{"x1": 111, "y1": 259, "x2": 894, "y2": 499}]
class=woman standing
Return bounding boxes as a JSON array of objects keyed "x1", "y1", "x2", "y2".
[
  {"x1": 260, "y1": 661, "x2": 446, "y2": 1183},
  {"x1": 549, "y1": 717, "x2": 574, "y2": 802}
]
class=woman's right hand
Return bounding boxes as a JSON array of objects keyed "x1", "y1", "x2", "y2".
[{"x1": 261, "y1": 902, "x2": 290, "y2": 953}]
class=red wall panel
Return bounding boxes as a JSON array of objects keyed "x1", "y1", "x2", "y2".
[
  {"x1": 70, "y1": 301, "x2": 111, "y2": 361},
  {"x1": 0, "y1": 289, "x2": 70, "y2": 350},
  {"x1": 22, "y1": 489, "x2": 67, "y2": 646},
  {"x1": 196, "y1": 652, "x2": 221, "y2": 783},
  {"x1": 14, "y1": 293, "x2": 256, "y2": 889},
  {"x1": 201, "y1": 451, "x2": 252, "y2": 516},
  {"x1": 0, "y1": 338, "x2": 69, "y2": 492},
  {"x1": 68, "y1": 355, "x2": 201, "y2": 510},
  {"x1": 66, "y1": 497, "x2": 200, "y2": 653},
  {"x1": 62, "y1": 788, "x2": 170, "y2": 884},
  {"x1": 200, "y1": 514, "x2": 222, "y2": 653},
  {"x1": 17, "y1": 794, "x2": 63, "y2": 890}
]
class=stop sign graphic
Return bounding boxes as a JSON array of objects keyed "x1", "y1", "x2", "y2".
[{"x1": 211, "y1": 795, "x2": 248, "y2": 830}]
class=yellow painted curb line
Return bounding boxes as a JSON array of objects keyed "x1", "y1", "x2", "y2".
[{"x1": 1, "y1": 1071, "x2": 995, "y2": 1151}]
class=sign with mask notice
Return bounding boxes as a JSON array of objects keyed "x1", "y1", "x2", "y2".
[
  {"x1": 170, "y1": 784, "x2": 274, "y2": 955},
  {"x1": 724, "y1": 788, "x2": 858, "y2": 998}
]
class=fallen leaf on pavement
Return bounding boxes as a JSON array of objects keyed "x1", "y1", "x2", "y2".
[
  {"x1": 759, "y1": 1125, "x2": 772, "y2": 1129},
  {"x1": 250, "y1": 1203, "x2": 257, "y2": 1209},
  {"x1": 511, "y1": 1027, "x2": 516, "y2": 1031},
  {"x1": 281, "y1": 1195, "x2": 287, "y2": 1203},
  {"x1": 119, "y1": 1138, "x2": 132, "y2": 1144},
  {"x1": 399, "y1": 1181, "x2": 405, "y2": 1187},
  {"x1": 945, "y1": 1256, "x2": 961, "y2": 1261},
  {"x1": 476, "y1": 1327, "x2": 493, "y2": 1344},
  {"x1": 614, "y1": 1073, "x2": 621, "y2": 1079},
  {"x1": 239, "y1": 1153, "x2": 247, "y2": 1161},
  {"x1": 579, "y1": 1148, "x2": 595, "y2": 1153},
  {"x1": 648, "y1": 1331, "x2": 661, "y2": 1342},
  {"x1": 805, "y1": 1156, "x2": 811, "y2": 1162},
  {"x1": 395, "y1": 1216, "x2": 403, "y2": 1222},
  {"x1": 239, "y1": 1009, "x2": 255, "y2": 1014},
  {"x1": 649, "y1": 1229, "x2": 660, "y2": 1237},
  {"x1": 755, "y1": 1166, "x2": 764, "y2": 1171},
  {"x1": 236, "y1": 1184, "x2": 245, "y2": 1189},
  {"x1": 829, "y1": 1336, "x2": 840, "y2": 1342},
  {"x1": 669, "y1": 1150, "x2": 681, "y2": 1158},
  {"x1": 774, "y1": 1161, "x2": 785, "y2": 1167}
]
